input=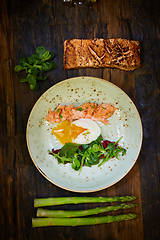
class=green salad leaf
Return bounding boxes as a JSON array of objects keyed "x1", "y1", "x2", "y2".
[
  {"x1": 14, "y1": 46, "x2": 56, "y2": 90},
  {"x1": 60, "y1": 143, "x2": 80, "y2": 157},
  {"x1": 49, "y1": 136, "x2": 127, "y2": 172}
]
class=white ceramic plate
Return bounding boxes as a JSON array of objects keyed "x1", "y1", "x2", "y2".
[{"x1": 26, "y1": 76, "x2": 143, "y2": 192}]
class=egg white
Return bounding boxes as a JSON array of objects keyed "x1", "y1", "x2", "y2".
[{"x1": 72, "y1": 118, "x2": 101, "y2": 144}]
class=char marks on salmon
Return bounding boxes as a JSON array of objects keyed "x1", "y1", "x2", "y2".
[{"x1": 64, "y1": 38, "x2": 141, "y2": 71}]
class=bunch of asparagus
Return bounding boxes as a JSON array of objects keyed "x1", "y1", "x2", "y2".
[{"x1": 32, "y1": 196, "x2": 137, "y2": 227}]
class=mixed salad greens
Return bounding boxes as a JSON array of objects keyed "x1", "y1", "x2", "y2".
[{"x1": 49, "y1": 135, "x2": 127, "y2": 172}]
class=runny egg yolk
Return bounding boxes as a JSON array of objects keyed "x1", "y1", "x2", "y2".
[{"x1": 51, "y1": 120, "x2": 87, "y2": 145}]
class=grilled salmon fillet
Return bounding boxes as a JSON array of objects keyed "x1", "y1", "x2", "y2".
[{"x1": 64, "y1": 38, "x2": 141, "y2": 71}]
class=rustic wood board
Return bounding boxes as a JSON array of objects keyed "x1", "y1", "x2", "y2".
[{"x1": 0, "y1": 0, "x2": 160, "y2": 239}]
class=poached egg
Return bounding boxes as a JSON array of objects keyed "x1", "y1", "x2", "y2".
[
  {"x1": 52, "y1": 118, "x2": 101, "y2": 145},
  {"x1": 72, "y1": 119, "x2": 101, "y2": 144}
]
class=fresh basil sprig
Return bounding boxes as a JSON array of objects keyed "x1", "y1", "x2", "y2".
[{"x1": 14, "y1": 46, "x2": 56, "y2": 90}]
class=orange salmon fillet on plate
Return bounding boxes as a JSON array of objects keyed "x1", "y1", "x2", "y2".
[{"x1": 46, "y1": 102, "x2": 116, "y2": 124}]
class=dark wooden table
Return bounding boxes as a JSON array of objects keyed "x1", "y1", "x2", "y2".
[{"x1": 0, "y1": 0, "x2": 160, "y2": 239}]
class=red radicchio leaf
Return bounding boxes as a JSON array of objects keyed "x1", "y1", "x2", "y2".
[
  {"x1": 101, "y1": 140, "x2": 112, "y2": 148},
  {"x1": 52, "y1": 148, "x2": 61, "y2": 154},
  {"x1": 101, "y1": 140, "x2": 118, "y2": 148}
]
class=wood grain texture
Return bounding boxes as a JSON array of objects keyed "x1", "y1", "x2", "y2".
[{"x1": 0, "y1": 0, "x2": 160, "y2": 239}]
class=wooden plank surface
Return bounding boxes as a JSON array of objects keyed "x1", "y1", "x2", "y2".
[{"x1": 0, "y1": 0, "x2": 160, "y2": 239}]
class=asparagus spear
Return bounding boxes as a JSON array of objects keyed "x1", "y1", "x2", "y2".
[
  {"x1": 34, "y1": 196, "x2": 136, "y2": 207},
  {"x1": 32, "y1": 213, "x2": 136, "y2": 227},
  {"x1": 37, "y1": 203, "x2": 136, "y2": 218}
]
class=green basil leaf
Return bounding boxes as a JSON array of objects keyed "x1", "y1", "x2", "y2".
[
  {"x1": 36, "y1": 46, "x2": 47, "y2": 57},
  {"x1": 35, "y1": 46, "x2": 52, "y2": 61},
  {"x1": 29, "y1": 83, "x2": 38, "y2": 90},
  {"x1": 82, "y1": 144, "x2": 89, "y2": 150},
  {"x1": 91, "y1": 144, "x2": 102, "y2": 152},
  {"x1": 26, "y1": 74, "x2": 37, "y2": 90},
  {"x1": 41, "y1": 62, "x2": 56, "y2": 72},
  {"x1": 27, "y1": 56, "x2": 36, "y2": 64},
  {"x1": 19, "y1": 57, "x2": 30, "y2": 67},
  {"x1": 27, "y1": 74, "x2": 35, "y2": 84},
  {"x1": 14, "y1": 65, "x2": 25, "y2": 72},
  {"x1": 14, "y1": 46, "x2": 56, "y2": 90},
  {"x1": 86, "y1": 152, "x2": 100, "y2": 166},
  {"x1": 59, "y1": 143, "x2": 80, "y2": 158},
  {"x1": 72, "y1": 155, "x2": 81, "y2": 171},
  {"x1": 122, "y1": 149, "x2": 127, "y2": 155}
]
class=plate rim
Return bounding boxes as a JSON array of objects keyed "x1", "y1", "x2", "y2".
[{"x1": 26, "y1": 76, "x2": 143, "y2": 192}]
